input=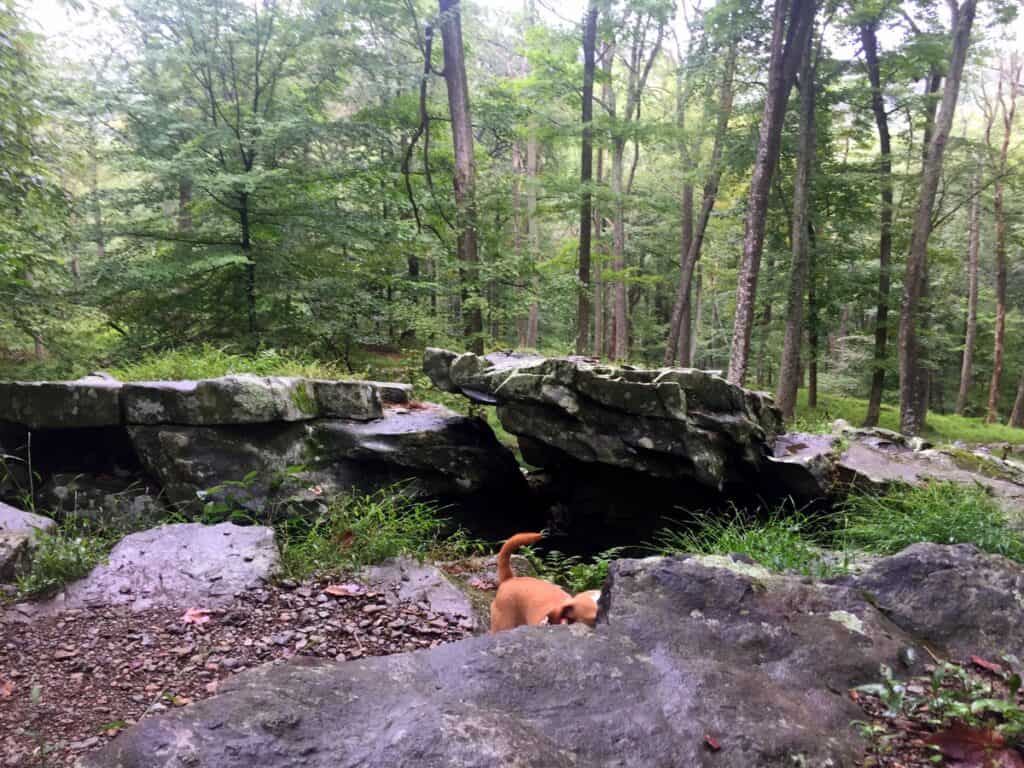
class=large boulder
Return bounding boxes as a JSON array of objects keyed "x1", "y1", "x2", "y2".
[
  {"x1": 0, "y1": 502, "x2": 55, "y2": 581},
  {"x1": 26, "y1": 522, "x2": 278, "y2": 615},
  {"x1": 769, "y1": 422, "x2": 1024, "y2": 512},
  {"x1": 0, "y1": 374, "x2": 123, "y2": 429},
  {"x1": 422, "y1": 349, "x2": 781, "y2": 491},
  {"x1": 83, "y1": 543, "x2": 1024, "y2": 768},
  {"x1": 122, "y1": 376, "x2": 382, "y2": 425},
  {"x1": 128, "y1": 403, "x2": 528, "y2": 519}
]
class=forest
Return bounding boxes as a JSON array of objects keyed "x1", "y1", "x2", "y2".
[{"x1": 1, "y1": 0, "x2": 1022, "y2": 438}]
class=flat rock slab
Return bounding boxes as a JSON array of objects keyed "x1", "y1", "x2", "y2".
[
  {"x1": 82, "y1": 543, "x2": 1024, "y2": 768},
  {"x1": 29, "y1": 522, "x2": 278, "y2": 615},
  {"x1": 0, "y1": 502, "x2": 56, "y2": 581},
  {"x1": 360, "y1": 557, "x2": 479, "y2": 631},
  {"x1": 0, "y1": 375, "x2": 123, "y2": 428},
  {"x1": 123, "y1": 376, "x2": 382, "y2": 425}
]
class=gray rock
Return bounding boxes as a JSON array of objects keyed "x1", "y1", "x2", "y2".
[
  {"x1": 35, "y1": 522, "x2": 278, "y2": 614},
  {"x1": 122, "y1": 376, "x2": 382, "y2": 425},
  {"x1": 423, "y1": 350, "x2": 781, "y2": 490},
  {"x1": 0, "y1": 375, "x2": 123, "y2": 429},
  {"x1": 361, "y1": 557, "x2": 480, "y2": 630},
  {"x1": 362, "y1": 381, "x2": 413, "y2": 404},
  {"x1": 36, "y1": 473, "x2": 163, "y2": 524},
  {"x1": 0, "y1": 502, "x2": 55, "y2": 581},
  {"x1": 88, "y1": 545, "x2": 1024, "y2": 768},
  {"x1": 128, "y1": 403, "x2": 526, "y2": 512}
]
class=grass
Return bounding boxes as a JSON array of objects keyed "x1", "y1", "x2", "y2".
[
  {"x1": 107, "y1": 344, "x2": 349, "y2": 381},
  {"x1": 838, "y1": 482, "x2": 1024, "y2": 562},
  {"x1": 14, "y1": 517, "x2": 120, "y2": 598},
  {"x1": 791, "y1": 390, "x2": 1024, "y2": 445},
  {"x1": 271, "y1": 487, "x2": 490, "y2": 580},
  {"x1": 651, "y1": 502, "x2": 846, "y2": 579}
]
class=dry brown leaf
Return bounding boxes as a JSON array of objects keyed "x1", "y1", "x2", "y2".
[
  {"x1": 182, "y1": 607, "x2": 212, "y2": 625},
  {"x1": 323, "y1": 583, "x2": 365, "y2": 597},
  {"x1": 0, "y1": 680, "x2": 14, "y2": 699}
]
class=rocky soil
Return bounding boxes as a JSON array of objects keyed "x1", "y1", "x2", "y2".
[{"x1": 0, "y1": 577, "x2": 474, "y2": 766}]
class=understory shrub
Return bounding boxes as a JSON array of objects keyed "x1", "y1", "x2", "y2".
[
  {"x1": 522, "y1": 546, "x2": 627, "y2": 593},
  {"x1": 15, "y1": 518, "x2": 119, "y2": 598}
]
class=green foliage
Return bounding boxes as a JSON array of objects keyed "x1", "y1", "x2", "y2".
[
  {"x1": 838, "y1": 482, "x2": 1024, "y2": 561},
  {"x1": 108, "y1": 345, "x2": 348, "y2": 381},
  {"x1": 522, "y1": 546, "x2": 626, "y2": 593},
  {"x1": 274, "y1": 487, "x2": 486, "y2": 580},
  {"x1": 651, "y1": 503, "x2": 846, "y2": 579},
  {"x1": 14, "y1": 518, "x2": 117, "y2": 598}
]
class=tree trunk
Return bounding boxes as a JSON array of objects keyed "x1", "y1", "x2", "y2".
[
  {"x1": 691, "y1": 264, "x2": 702, "y2": 365},
  {"x1": 611, "y1": 136, "x2": 628, "y2": 361},
  {"x1": 955, "y1": 168, "x2": 981, "y2": 415},
  {"x1": 775, "y1": 43, "x2": 816, "y2": 421},
  {"x1": 439, "y1": 0, "x2": 484, "y2": 354},
  {"x1": 240, "y1": 192, "x2": 256, "y2": 338},
  {"x1": 525, "y1": 129, "x2": 540, "y2": 348},
  {"x1": 593, "y1": 146, "x2": 604, "y2": 358},
  {"x1": 664, "y1": 40, "x2": 738, "y2": 367},
  {"x1": 1009, "y1": 372, "x2": 1024, "y2": 428},
  {"x1": 807, "y1": 222, "x2": 819, "y2": 409},
  {"x1": 727, "y1": 0, "x2": 815, "y2": 385},
  {"x1": 861, "y1": 19, "x2": 893, "y2": 427},
  {"x1": 899, "y1": 0, "x2": 977, "y2": 435},
  {"x1": 985, "y1": 56, "x2": 1021, "y2": 423},
  {"x1": 576, "y1": 0, "x2": 598, "y2": 355}
]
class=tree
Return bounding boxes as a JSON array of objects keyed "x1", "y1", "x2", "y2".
[
  {"x1": 984, "y1": 53, "x2": 1021, "y2": 422},
  {"x1": 775, "y1": 37, "x2": 816, "y2": 420},
  {"x1": 954, "y1": 163, "x2": 982, "y2": 415},
  {"x1": 439, "y1": 0, "x2": 484, "y2": 354},
  {"x1": 859, "y1": 15, "x2": 893, "y2": 427},
  {"x1": 898, "y1": 0, "x2": 977, "y2": 435},
  {"x1": 576, "y1": 0, "x2": 599, "y2": 354},
  {"x1": 727, "y1": 0, "x2": 815, "y2": 385}
]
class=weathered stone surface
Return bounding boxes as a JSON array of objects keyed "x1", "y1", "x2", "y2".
[
  {"x1": 122, "y1": 375, "x2": 382, "y2": 425},
  {"x1": 88, "y1": 544, "x2": 1024, "y2": 768},
  {"x1": 773, "y1": 423, "x2": 1024, "y2": 511},
  {"x1": 361, "y1": 557, "x2": 479, "y2": 630},
  {"x1": 0, "y1": 375, "x2": 123, "y2": 429},
  {"x1": 127, "y1": 403, "x2": 527, "y2": 513},
  {"x1": 30, "y1": 522, "x2": 277, "y2": 614},
  {"x1": 361, "y1": 380, "x2": 413, "y2": 404},
  {"x1": 0, "y1": 502, "x2": 56, "y2": 581},
  {"x1": 423, "y1": 350, "x2": 781, "y2": 490},
  {"x1": 36, "y1": 473, "x2": 164, "y2": 524}
]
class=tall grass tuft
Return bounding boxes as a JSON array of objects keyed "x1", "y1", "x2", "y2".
[{"x1": 838, "y1": 482, "x2": 1024, "y2": 562}]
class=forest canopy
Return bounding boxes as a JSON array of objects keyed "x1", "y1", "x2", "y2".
[{"x1": 2, "y1": 0, "x2": 1022, "y2": 436}]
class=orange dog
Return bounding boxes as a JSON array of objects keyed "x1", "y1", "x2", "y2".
[{"x1": 489, "y1": 532, "x2": 602, "y2": 632}]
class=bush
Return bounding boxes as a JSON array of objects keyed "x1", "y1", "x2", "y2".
[
  {"x1": 651, "y1": 502, "x2": 846, "y2": 579},
  {"x1": 838, "y1": 482, "x2": 1024, "y2": 561}
]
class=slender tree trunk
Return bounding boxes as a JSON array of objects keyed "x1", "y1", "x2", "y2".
[
  {"x1": 525, "y1": 129, "x2": 540, "y2": 348},
  {"x1": 985, "y1": 55, "x2": 1021, "y2": 423},
  {"x1": 861, "y1": 19, "x2": 893, "y2": 427},
  {"x1": 691, "y1": 265, "x2": 702, "y2": 365},
  {"x1": 1010, "y1": 372, "x2": 1024, "y2": 428},
  {"x1": 439, "y1": 0, "x2": 484, "y2": 354},
  {"x1": 593, "y1": 146, "x2": 604, "y2": 358},
  {"x1": 807, "y1": 222, "x2": 819, "y2": 409},
  {"x1": 899, "y1": 0, "x2": 977, "y2": 435},
  {"x1": 955, "y1": 168, "x2": 981, "y2": 415},
  {"x1": 775, "y1": 44, "x2": 816, "y2": 421},
  {"x1": 240, "y1": 192, "x2": 256, "y2": 338},
  {"x1": 664, "y1": 40, "x2": 738, "y2": 367},
  {"x1": 576, "y1": 0, "x2": 598, "y2": 355},
  {"x1": 611, "y1": 136, "x2": 628, "y2": 361},
  {"x1": 727, "y1": 0, "x2": 815, "y2": 385}
]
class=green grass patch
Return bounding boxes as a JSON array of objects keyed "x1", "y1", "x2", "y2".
[
  {"x1": 274, "y1": 487, "x2": 489, "y2": 580},
  {"x1": 14, "y1": 517, "x2": 120, "y2": 598},
  {"x1": 651, "y1": 503, "x2": 846, "y2": 579},
  {"x1": 838, "y1": 482, "x2": 1024, "y2": 561},
  {"x1": 108, "y1": 344, "x2": 348, "y2": 381},
  {"x1": 792, "y1": 390, "x2": 1024, "y2": 445}
]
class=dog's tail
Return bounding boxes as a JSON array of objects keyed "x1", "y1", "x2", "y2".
[{"x1": 496, "y1": 532, "x2": 543, "y2": 584}]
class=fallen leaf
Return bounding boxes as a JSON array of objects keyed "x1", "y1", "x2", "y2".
[
  {"x1": 703, "y1": 734, "x2": 721, "y2": 752},
  {"x1": 926, "y1": 722, "x2": 1024, "y2": 767},
  {"x1": 0, "y1": 680, "x2": 14, "y2": 698},
  {"x1": 182, "y1": 607, "x2": 211, "y2": 625},
  {"x1": 324, "y1": 583, "x2": 365, "y2": 597},
  {"x1": 971, "y1": 655, "x2": 1005, "y2": 675}
]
